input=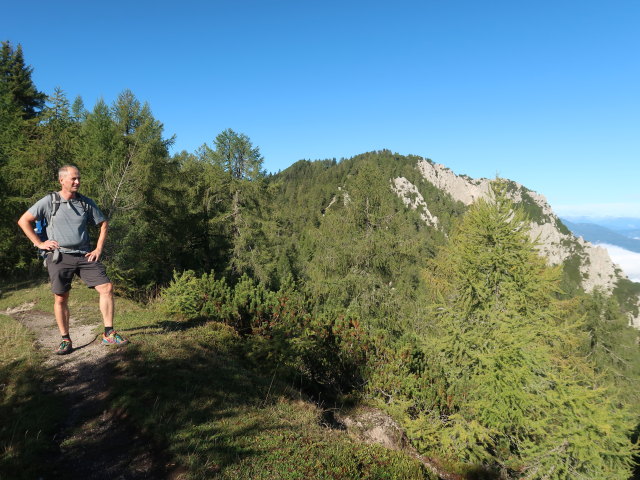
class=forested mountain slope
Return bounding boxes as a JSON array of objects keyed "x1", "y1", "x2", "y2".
[
  {"x1": 267, "y1": 151, "x2": 640, "y2": 328},
  {"x1": 256, "y1": 154, "x2": 640, "y2": 478}
]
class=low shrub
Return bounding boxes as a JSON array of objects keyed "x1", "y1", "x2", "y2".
[
  {"x1": 161, "y1": 270, "x2": 232, "y2": 322},
  {"x1": 161, "y1": 271, "x2": 375, "y2": 400}
]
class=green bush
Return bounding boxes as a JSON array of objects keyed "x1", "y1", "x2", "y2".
[
  {"x1": 251, "y1": 308, "x2": 373, "y2": 400},
  {"x1": 162, "y1": 271, "x2": 375, "y2": 400},
  {"x1": 161, "y1": 270, "x2": 232, "y2": 322},
  {"x1": 229, "y1": 274, "x2": 278, "y2": 333}
]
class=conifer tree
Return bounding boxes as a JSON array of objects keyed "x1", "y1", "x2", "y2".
[
  {"x1": 0, "y1": 78, "x2": 30, "y2": 276},
  {"x1": 0, "y1": 41, "x2": 46, "y2": 120},
  {"x1": 578, "y1": 289, "x2": 640, "y2": 408},
  {"x1": 172, "y1": 151, "x2": 231, "y2": 274},
  {"x1": 211, "y1": 128, "x2": 264, "y2": 181},
  {"x1": 198, "y1": 129, "x2": 271, "y2": 282},
  {"x1": 90, "y1": 89, "x2": 178, "y2": 290},
  {"x1": 71, "y1": 95, "x2": 87, "y2": 122},
  {"x1": 34, "y1": 87, "x2": 81, "y2": 179},
  {"x1": 0, "y1": 43, "x2": 47, "y2": 277},
  {"x1": 74, "y1": 98, "x2": 119, "y2": 200},
  {"x1": 404, "y1": 181, "x2": 637, "y2": 479}
]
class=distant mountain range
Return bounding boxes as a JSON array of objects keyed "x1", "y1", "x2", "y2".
[
  {"x1": 560, "y1": 218, "x2": 640, "y2": 254},
  {"x1": 561, "y1": 217, "x2": 640, "y2": 240}
]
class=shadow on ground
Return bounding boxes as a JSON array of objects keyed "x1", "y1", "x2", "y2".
[{"x1": 44, "y1": 352, "x2": 169, "y2": 480}]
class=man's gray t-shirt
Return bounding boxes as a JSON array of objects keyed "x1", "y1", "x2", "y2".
[{"x1": 28, "y1": 194, "x2": 106, "y2": 253}]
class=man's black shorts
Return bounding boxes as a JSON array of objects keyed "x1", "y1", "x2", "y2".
[{"x1": 46, "y1": 252, "x2": 110, "y2": 295}]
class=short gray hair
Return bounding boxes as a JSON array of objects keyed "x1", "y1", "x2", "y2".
[{"x1": 58, "y1": 165, "x2": 79, "y2": 179}]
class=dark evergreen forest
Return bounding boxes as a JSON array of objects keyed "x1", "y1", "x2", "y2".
[{"x1": 2, "y1": 41, "x2": 639, "y2": 479}]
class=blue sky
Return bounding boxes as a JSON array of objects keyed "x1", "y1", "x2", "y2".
[{"x1": 3, "y1": 1, "x2": 639, "y2": 218}]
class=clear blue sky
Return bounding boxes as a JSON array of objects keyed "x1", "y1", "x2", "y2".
[{"x1": 3, "y1": 1, "x2": 639, "y2": 217}]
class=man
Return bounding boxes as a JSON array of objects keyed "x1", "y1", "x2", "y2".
[{"x1": 17, "y1": 165, "x2": 128, "y2": 354}]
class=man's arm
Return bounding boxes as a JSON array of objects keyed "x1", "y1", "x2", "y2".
[
  {"x1": 17, "y1": 211, "x2": 59, "y2": 251},
  {"x1": 85, "y1": 220, "x2": 108, "y2": 262}
]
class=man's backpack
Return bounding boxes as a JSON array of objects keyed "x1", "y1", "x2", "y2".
[{"x1": 36, "y1": 192, "x2": 89, "y2": 257}]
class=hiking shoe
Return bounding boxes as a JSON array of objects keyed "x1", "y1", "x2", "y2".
[
  {"x1": 102, "y1": 330, "x2": 129, "y2": 346},
  {"x1": 56, "y1": 339, "x2": 72, "y2": 355}
]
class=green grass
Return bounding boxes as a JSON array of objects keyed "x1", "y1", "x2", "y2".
[
  {"x1": 0, "y1": 313, "x2": 64, "y2": 480},
  {"x1": 111, "y1": 320, "x2": 430, "y2": 479},
  {"x1": 0, "y1": 283, "x2": 431, "y2": 479},
  {"x1": 0, "y1": 278, "x2": 52, "y2": 313}
]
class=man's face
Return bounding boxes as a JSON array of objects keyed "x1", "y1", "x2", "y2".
[{"x1": 59, "y1": 168, "x2": 80, "y2": 194}]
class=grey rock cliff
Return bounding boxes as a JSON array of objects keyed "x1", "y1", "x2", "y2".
[{"x1": 392, "y1": 159, "x2": 639, "y2": 328}]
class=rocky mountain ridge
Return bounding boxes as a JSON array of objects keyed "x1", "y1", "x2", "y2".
[{"x1": 391, "y1": 159, "x2": 640, "y2": 328}]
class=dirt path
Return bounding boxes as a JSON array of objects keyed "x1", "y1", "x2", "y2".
[{"x1": 6, "y1": 303, "x2": 168, "y2": 480}]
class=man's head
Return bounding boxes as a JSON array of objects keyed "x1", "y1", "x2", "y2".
[{"x1": 58, "y1": 165, "x2": 80, "y2": 196}]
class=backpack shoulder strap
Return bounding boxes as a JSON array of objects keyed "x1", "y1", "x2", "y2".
[
  {"x1": 50, "y1": 192, "x2": 62, "y2": 217},
  {"x1": 76, "y1": 193, "x2": 89, "y2": 213},
  {"x1": 44, "y1": 192, "x2": 61, "y2": 243}
]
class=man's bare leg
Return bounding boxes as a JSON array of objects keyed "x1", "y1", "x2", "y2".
[
  {"x1": 95, "y1": 282, "x2": 114, "y2": 328},
  {"x1": 54, "y1": 292, "x2": 70, "y2": 336}
]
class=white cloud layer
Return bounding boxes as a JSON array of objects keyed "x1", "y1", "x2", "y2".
[{"x1": 598, "y1": 244, "x2": 640, "y2": 283}]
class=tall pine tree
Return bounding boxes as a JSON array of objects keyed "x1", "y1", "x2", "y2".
[
  {"x1": 0, "y1": 42, "x2": 47, "y2": 278},
  {"x1": 198, "y1": 129, "x2": 270, "y2": 282},
  {"x1": 0, "y1": 41, "x2": 46, "y2": 120}
]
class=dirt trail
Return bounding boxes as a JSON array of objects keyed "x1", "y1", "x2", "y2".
[{"x1": 6, "y1": 303, "x2": 168, "y2": 480}]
